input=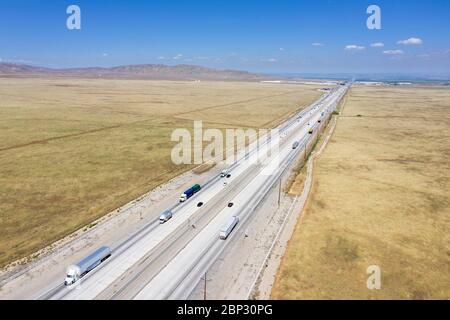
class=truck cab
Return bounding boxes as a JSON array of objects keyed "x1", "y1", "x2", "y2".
[
  {"x1": 64, "y1": 273, "x2": 77, "y2": 286},
  {"x1": 64, "y1": 266, "x2": 80, "y2": 286}
]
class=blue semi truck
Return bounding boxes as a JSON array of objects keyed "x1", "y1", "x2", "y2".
[{"x1": 180, "y1": 184, "x2": 201, "y2": 202}]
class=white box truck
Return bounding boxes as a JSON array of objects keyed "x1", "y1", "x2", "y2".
[{"x1": 159, "y1": 210, "x2": 173, "y2": 224}]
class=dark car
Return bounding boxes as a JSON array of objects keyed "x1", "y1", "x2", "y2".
[
  {"x1": 197, "y1": 202, "x2": 204, "y2": 207},
  {"x1": 228, "y1": 203, "x2": 234, "y2": 208}
]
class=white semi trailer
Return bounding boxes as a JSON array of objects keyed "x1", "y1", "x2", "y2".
[
  {"x1": 64, "y1": 246, "x2": 111, "y2": 286},
  {"x1": 219, "y1": 216, "x2": 239, "y2": 240}
]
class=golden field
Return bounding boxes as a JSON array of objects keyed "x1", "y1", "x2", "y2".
[
  {"x1": 0, "y1": 77, "x2": 322, "y2": 267},
  {"x1": 272, "y1": 85, "x2": 450, "y2": 299}
]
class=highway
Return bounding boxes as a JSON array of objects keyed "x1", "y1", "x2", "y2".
[{"x1": 37, "y1": 84, "x2": 349, "y2": 300}]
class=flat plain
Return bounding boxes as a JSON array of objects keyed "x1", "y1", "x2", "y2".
[
  {"x1": 272, "y1": 85, "x2": 450, "y2": 299},
  {"x1": 0, "y1": 77, "x2": 322, "y2": 268}
]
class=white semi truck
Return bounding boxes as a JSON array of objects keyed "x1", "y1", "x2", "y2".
[
  {"x1": 64, "y1": 246, "x2": 111, "y2": 286},
  {"x1": 219, "y1": 216, "x2": 239, "y2": 240}
]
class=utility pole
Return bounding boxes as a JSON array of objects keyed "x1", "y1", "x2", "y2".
[
  {"x1": 202, "y1": 272, "x2": 211, "y2": 300},
  {"x1": 137, "y1": 204, "x2": 145, "y2": 220},
  {"x1": 304, "y1": 143, "x2": 307, "y2": 162},
  {"x1": 278, "y1": 178, "x2": 282, "y2": 207},
  {"x1": 204, "y1": 272, "x2": 207, "y2": 300}
]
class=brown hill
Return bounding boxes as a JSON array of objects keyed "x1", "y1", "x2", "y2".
[{"x1": 0, "y1": 62, "x2": 272, "y2": 81}]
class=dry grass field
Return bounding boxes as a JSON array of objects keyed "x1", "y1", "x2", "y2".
[
  {"x1": 272, "y1": 85, "x2": 450, "y2": 300},
  {"x1": 0, "y1": 77, "x2": 322, "y2": 267}
]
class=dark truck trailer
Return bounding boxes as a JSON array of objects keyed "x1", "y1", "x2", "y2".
[{"x1": 180, "y1": 184, "x2": 201, "y2": 202}]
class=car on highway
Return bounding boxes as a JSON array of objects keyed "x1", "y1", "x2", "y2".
[
  {"x1": 292, "y1": 141, "x2": 300, "y2": 149},
  {"x1": 220, "y1": 169, "x2": 229, "y2": 177},
  {"x1": 159, "y1": 210, "x2": 173, "y2": 224},
  {"x1": 197, "y1": 202, "x2": 204, "y2": 207},
  {"x1": 64, "y1": 246, "x2": 111, "y2": 286},
  {"x1": 308, "y1": 128, "x2": 314, "y2": 134},
  {"x1": 228, "y1": 202, "x2": 234, "y2": 207}
]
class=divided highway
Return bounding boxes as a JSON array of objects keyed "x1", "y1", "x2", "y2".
[{"x1": 37, "y1": 84, "x2": 349, "y2": 300}]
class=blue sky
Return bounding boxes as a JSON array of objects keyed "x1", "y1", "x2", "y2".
[{"x1": 0, "y1": 0, "x2": 449, "y2": 74}]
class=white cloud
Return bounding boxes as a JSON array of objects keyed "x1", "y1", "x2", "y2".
[
  {"x1": 194, "y1": 56, "x2": 210, "y2": 60},
  {"x1": 279, "y1": 48, "x2": 285, "y2": 51},
  {"x1": 345, "y1": 45, "x2": 366, "y2": 51},
  {"x1": 383, "y1": 49, "x2": 405, "y2": 56},
  {"x1": 397, "y1": 37, "x2": 423, "y2": 45},
  {"x1": 260, "y1": 58, "x2": 277, "y2": 63},
  {"x1": 370, "y1": 42, "x2": 384, "y2": 48},
  {"x1": 102, "y1": 53, "x2": 108, "y2": 57},
  {"x1": 312, "y1": 42, "x2": 324, "y2": 47},
  {"x1": 157, "y1": 56, "x2": 166, "y2": 60},
  {"x1": 173, "y1": 54, "x2": 183, "y2": 60}
]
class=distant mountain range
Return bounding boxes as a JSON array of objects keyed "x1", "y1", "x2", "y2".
[{"x1": 0, "y1": 62, "x2": 273, "y2": 81}]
